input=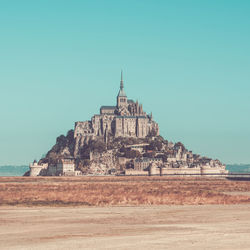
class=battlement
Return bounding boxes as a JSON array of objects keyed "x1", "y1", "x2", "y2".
[{"x1": 29, "y1": 162, "x2": 48, "y2": 176}]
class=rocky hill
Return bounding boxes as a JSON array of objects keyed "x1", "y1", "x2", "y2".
[
  {"x1": 29, "y1": 74, "x2": 227, "y2": 176},
  {"x1": 35, "y1": 129, "x2": 225, "y2": 176}
]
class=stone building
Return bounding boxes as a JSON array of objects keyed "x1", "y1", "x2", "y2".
[
  {"x1": 74, "y1": 71, "x2": 159, "y2": 155},
  {"x1": 134, "y1": 157, "x2": 163, "y2": 171},
  {"x1": 56, "y1": 158, "x2": 76, "y2": 176},
  {"x1": 29, "y1": 161, "x2": 48, "y2": 177},
  {"x1": 125, "y1": 143, "x2": 149, "y2": 153},
  {"x1": 29, "y1": 158, "x2": 81, "y2": 176}
]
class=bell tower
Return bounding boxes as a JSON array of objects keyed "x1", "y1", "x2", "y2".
[{"x1": 117, "y1": 70, "x2": 127, "y2": 108}]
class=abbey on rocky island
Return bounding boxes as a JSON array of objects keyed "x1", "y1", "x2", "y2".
[
  {"x1": 74, "y1": 71, "x2": 159, "y2": 152},
  {"x1": 28, "y1": 72, "x2": 228, "y2": 177}
]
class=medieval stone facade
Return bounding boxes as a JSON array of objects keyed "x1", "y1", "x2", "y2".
[{"x1": 74, "y1": 72, "x2": 159, "y2": 154}]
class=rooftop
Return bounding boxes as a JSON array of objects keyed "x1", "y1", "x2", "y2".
[
  {"x1": 100, "y1": 106, "x2": 116, "y2": 110},
  {"x1": 116, "y1": 116, "x2": 147, "y2": 119},
  {"x1": 117, "y1": 88, "x2": 126, "y2": 97}
]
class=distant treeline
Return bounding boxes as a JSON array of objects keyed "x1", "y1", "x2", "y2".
[{"x1": 0, "y1": 165, "x2": 29, "y2": 176}]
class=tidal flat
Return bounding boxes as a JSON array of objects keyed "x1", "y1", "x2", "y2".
[
  {"x1": 1, "y1": 205, "x2": 250, "y2": 249},
  {"x1": 1, "y1": 177, "x2": 250, "y2": 249},
  {"x1": 1, "y1": 176, "x2": 250, "y2": 206}
]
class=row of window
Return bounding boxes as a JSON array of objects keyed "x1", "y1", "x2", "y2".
[{"x1": 119, "y1": 98, "x2": 127, "y2": 102}]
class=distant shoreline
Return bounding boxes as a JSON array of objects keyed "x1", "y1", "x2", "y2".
[
  {"x1": 0, "y1": 164, "x2": 250, "y2": 177},
  {"x1": 0, "y1": 165, "x2": 29, "y2": 177}
]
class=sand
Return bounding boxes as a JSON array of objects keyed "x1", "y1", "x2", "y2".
[{"x1": 1, "y1": 205, "x2": 250, "y2": 250}]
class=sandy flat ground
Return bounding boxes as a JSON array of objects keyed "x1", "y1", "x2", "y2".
[{"x1": 1, "y1": 205, "x2": 250, "y2": 250}]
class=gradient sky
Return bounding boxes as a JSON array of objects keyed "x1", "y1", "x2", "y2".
[{"x1": 0, "y1": 0, "x2": 250, "y2": 165}]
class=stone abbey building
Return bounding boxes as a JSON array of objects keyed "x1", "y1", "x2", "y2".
[{"x1": 74, "y1": 72, "x2": 159, "y2": 146}]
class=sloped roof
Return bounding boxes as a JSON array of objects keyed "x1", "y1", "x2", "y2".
[
  {"x1": 116, "y1": 116, "x2": 147, "y2": 119},
  {"x1": 100, "y1": 106, "x2": 116, "y2": 110},
  {"x1": 117, "y1": 89, "x2": 127, "y2": 97}
]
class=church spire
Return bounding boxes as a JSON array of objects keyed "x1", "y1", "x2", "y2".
[
  {"x1": 117, "y1": 70, "x2": 126, "y2": 97},
  {"x1": 120, "y1": 70, "x2": 124, "y2": 90}
]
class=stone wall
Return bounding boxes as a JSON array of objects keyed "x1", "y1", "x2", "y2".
[
  {"x1": 125, "y1": 169, "x2": 148, "y2": 175},
  {"x1": 125, "y1": 165, "x2": 229, "y2": 176}
]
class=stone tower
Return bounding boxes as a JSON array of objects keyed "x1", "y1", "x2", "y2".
[
  {"x1": 117, "y1": 70, "x2": 127, "y2": 108},
  {"x1": 74, "y1": 71, "x2": 160, "y2": 150}
]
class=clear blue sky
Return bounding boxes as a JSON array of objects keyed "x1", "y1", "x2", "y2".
[{"x1": 0, "y1": 0, "x2": 249, "y2": 165}]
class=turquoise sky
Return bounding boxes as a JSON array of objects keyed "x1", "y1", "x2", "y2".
[{"x1": 0, "y1": 0, "x2": 249, "y2": 165}]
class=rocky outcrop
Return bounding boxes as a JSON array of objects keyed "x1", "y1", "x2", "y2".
[
  {"x1": 37, "y1": 127, "x2": 226, "y2": 176},
  {"x1": 40, "y1": 130, "x2": 75, "y2": 165}
]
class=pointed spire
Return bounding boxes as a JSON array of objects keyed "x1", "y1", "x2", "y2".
[
  {"x1": 120, "y1": 70, "x2": 124, "y2": 90},
  {"x1": 117, "y1": 70, "x2": 126, "y2": 97}
]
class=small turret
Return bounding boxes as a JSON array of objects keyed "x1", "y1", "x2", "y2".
[
  {"x1": 136, "y1": 100, "x2": 139, "y2": 114},
  {"x1": 139, "y1": 104, "x2": 142, "y2": 114}
]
